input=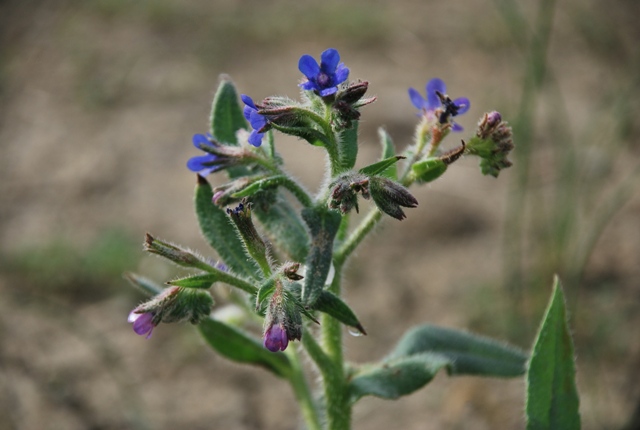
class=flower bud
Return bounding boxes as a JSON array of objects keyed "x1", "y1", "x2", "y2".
[
  {"x1": 282, "y1": 262, "x2": 304, "y2": 281},
  {"x1": 328, "y1": 173, "x2": 370, "y2": 215},
  {"x1": 226, "y1": 200, "x2": 271, "y2": 274},
  {"x1": 263, "y1": 281, "x2": 302, "y2": 352},
  {"x1": 466, "y1": 111, "x2": 514, "y2": 177},
  {"x1": 368, "y1": 176, "x2": 418, "y2": 220},
  {"x1": 128, "y1": 286, "x2": 214, "y2": 338},
  {"x1": 144, "y1": 233, "x2": 212, "y2": 271}
]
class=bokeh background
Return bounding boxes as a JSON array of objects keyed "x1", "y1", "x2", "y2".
[{"x1": 1, "y1": 0, "x2": 639, "y2": 429}]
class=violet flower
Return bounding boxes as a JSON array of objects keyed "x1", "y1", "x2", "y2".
[
  {"x1": 298, "y1": 48, "x2": 350, "y2": 97},
  {"x1": 263, "y1": 323, "x2": 289, "y2": 352},
  {"x1": 187, "y1": 133, "x2": 222, "y2": 176},
  {"x1": 408, "y1": 78, "x2": 470, "y2": 131},
  {"x1": 128, "y1": 311, "x2": 156, "y2": 339},
  {"x1": 241, "y1": 95, "x2": 267, "y2": 147}
]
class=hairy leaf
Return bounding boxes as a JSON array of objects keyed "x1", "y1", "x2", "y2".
[
  {"x1": 199, "y1": 318, "x2": 291, "y2": 378},
  {"x1": 526, "y1": 277, "x2": 580, "y2": 430},
  {"x1": 195, "y1": 176, "x2": 257, "y2": 279}
]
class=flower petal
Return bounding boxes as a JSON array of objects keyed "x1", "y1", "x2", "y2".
[
  {"x1": 187, "y1": 154, "x2": 216, "y2": 172},
  {"x1": 452, "y1": 97, "x2": 470, "y2": 115},
  {"x1": 299, "y1": 80, "x2": 318, "y2": 91},
  {"x1": 249, "y1": 110, "x2": 267, "y2": 130},
  {"x1": 241, "y1": 94, "x2": 256, "y2": 109},
  {"x1": 333, "y1": 63, "x2": 350, "y2": 86},
  {"x1": 451, "y1": 122, "x2": 464, "y2": 132},
  {"x1": 319, "y1": 86, "x2": 338, "y2": 97},
  {"x1": 248, "y1": 130, "x2": 263, "y2": 147},
  {"x1": 408, "y1": 88, "x2": 426, "y2": 110},
  {"x1": 132, "y1": 312, "x2": 155, "y2": 337},
  {"x1": 320, "y1": 48, "x2": 340, "y2": 73},
  {"x1": 192, "y1": 133, "x2": 209, "y2": 149},
  {"x1": 298, "y1": 54, "x2": 320, "y2": 79},
  {"x1": 426, "y1": 78, "x2": 446, "y2": 110}
]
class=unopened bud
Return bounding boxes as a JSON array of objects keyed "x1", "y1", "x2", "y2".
[
  {"x1": 144, "y1": 233, "x2": 212, "y2": 271},
  {"x1": 128, "y1": 286, "x2": 214, "y2": 338},
  {"x1": 369, "y1": 177, "x2": 418, "y2": 220}
]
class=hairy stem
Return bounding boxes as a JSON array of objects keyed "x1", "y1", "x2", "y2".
[{"x1": 286, "y1": 348, "x2": 322, "y2": 430}]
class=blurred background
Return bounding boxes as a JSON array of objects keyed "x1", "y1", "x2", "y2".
[{"x1": 1, "y1": 0, "x2": 639, "y2": 429}]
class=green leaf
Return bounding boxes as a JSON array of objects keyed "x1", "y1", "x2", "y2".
[
  {"x1": 198, "y1": 318, "x2": 291, "y2": 378},
  {"x1": 526, "y1": 277, "x2": 581, "y2": 430},
  {"x1": 209, "y1": 76, "x2": 247, "y2": 145},
  {"x1": 349, "y1": 324, "x2": 527, "y2": 403},
  {"x1": 124, "y1": 272, "x2": 163, "y2": 296},
  {"x1": 359, "y1": 155, "x2": 405, "y2": 177},
  {"x1": 339, "y1": 122, "x2": 358, "y2": 171},
  {"x1": 312, "y1": 290, "x2": 366, "y2": 335},
  {"x1": 254, "y1": 195, "x2": 310, "y2": 262},
  {"x1": 411, "y1": 158, "x2": 448, "y2": 183},
  {"x1": 167, "y1": 273, "x2": 219, "y2": 289},
  {"x1": 388, "y1": 324, "x2": 527, "y2": 377},
  {"x1": 350, "y1": 353, "x2": 450, "y2": 402},
  {"x1": 300, "y1": 208, "x2": 341, "y2": 306},
  {"x1": 195, "y1": 175, "x2": 257, "y2": 279},
  {"x1": 377, "y1": 127, "x2": 398, "y2": 179}
]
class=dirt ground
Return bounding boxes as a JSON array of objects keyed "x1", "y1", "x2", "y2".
[{"x1": 1, "y1": 0, "x2": 639, "y2": 429}]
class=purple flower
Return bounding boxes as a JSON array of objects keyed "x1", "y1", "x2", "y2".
[
  {"x1": 128, "y1": 311, "x2": 156, "y2": 339},
  {"x1": 187, "y1": 133, "x2": 222, "y2": 176},
  {"x1": 408, "y1": 78, "x2": 470, "y2": 131},
  {"x1": 241, "y1": 95, "x2": 267, "y2": 147},
  {"x1": 263, "y1": 323, "x2": 289, "y2": 352},
  {"x1": 298, "y1": 48, "x2": 350, "y2": 97}
]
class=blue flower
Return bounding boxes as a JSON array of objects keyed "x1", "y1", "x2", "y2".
[
  {"x1": 298, "y1": 48, "x2": 350, "y2": 97},
  {"x1": 241, "y1": 95, "x2": 267, "y2": 147},
  {"x1": 187, "y1": 133, "x2": 222, "y2": 176},
  {"x1": 408, "y1": 78, "x2": 470, "y2": 131}
]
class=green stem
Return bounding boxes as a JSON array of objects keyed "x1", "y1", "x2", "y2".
[
  {"x1": 320, "y1": 264, "x2": 352, "y2": 430},
  {"x1": 334, "y1": 209, "x2": 382, "y2": 267},
  {"x1": 213, "y1": 270, "x2": 258, "y2": 295},
  {"x1": 286, "y1": 348, "x2": 322, "y2": 430}
]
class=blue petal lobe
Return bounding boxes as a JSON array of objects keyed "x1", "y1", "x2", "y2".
[
  {"x1": 320, "y1": 48, "x2": 340, "y2": 73},
  {"x1": 248, "y1": 130, "x2": 263, "y2": 147},
  {"x1": 426, "y1": 78, "x2": 446, "y2": 110},
  {"x1": 453, "y1": 97, "x2": 470, "y2": 115},
  {"x1": 241, "y1": 94, "x2": 256, "y2": 109},
  {"x1": 299, "y1": 81, "x2": 317, "y2": 91},
  {"x1": 319, "y1": 86, "x2": 338, "y2": 97},
  {"x1": 192, "y1": 133, "x2": 209, "y2": 149},
  {"x1": 333, "y1": 64, "x2": 349, "y2": 85},
  {"x1": 298, "y1": 55, "x2": 320, "y2": 79},
  {"x1": 187, "y1": 154, "x2": 216, "y2": 172},
  {"x1": 408, "y1": 88, "x2": 426, "y2": 110},
  {"x1": 451, "y1": 122, "x2": 464, "y2": 132}
]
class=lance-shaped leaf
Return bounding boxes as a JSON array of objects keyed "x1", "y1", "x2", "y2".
[
  {"x1": 412, "y1": 158, "x2": 448, "y2": 183},
  {"x1": 312, "y1": 290, "x2": 366, "y2": 335},
  {"x1": 339, "y1": 121, "x2": 358, "y2": 172},
  {"x1": 254, "y1": 196, "x2": 310, "y2": 262},
  {"x1": 526, "y1": 277, "x2": 581, "y2": 430},
  {"x1": 124, "y1": 272, "x2": 163, "y2": 296},
  {"x1": 350, "y1": 353, "x2": 450, "y2": 402},
  {"x1": 198, "y1": 318, "x2": 291, "y2": 378},
  {"x1": 377, "y1": 127, "x2": 398, "y2": 179},
  {"x1": 349, "y1": 323, "x2": 527, "y2": 402},
  {"x1": 167, "y1": 273, "x2": 219, "y2": 289},
  {"x1": 359, "y1": 155, "x2": 405, "y2": 177},
  {"x1": 300, "y1": 208, "x2": 341, "y2": 306},
  {"x1": 388, "y1": 324, "x2": 527, "y2": 376},
  {"x1": 195, "y1": 175, "x2": 257, "y2": 279},
  {"x1": 210, "y1": 76, "x2": 247, "y2": 145}
]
